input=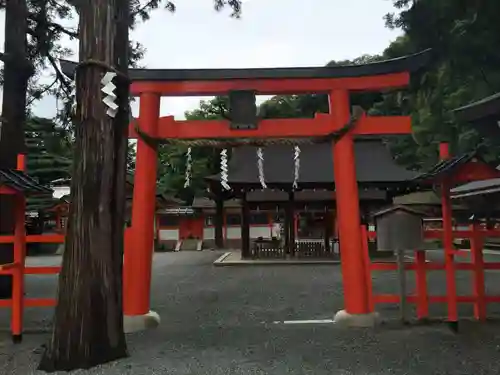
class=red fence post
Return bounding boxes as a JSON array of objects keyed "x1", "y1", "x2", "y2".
[
  {"x1": 11, "y1": 194, "x2": 26, "y2": 342},
  {"x1": 12, "y1": 154, "x2": 27, "y2": 342}
]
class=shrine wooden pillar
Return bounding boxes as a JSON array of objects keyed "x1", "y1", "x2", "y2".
[
  {"x1": 330, "y1": 90, "x2": 371, "y2": 318},
  {"x1": 124, "y1": 92, "x2": 160, "y2": 316},
  {"x1": 241, "y1": 192, "x2": 250, "y2": 258},
  {"x1": 324, "y1": 209, "x2": 332, "y2": 253},
  {"x1": 284, "y1": 202, "x2": 290, "y2": 254},
  {"x1": 288, "y1": 191, "x2": 295, "y2": 257},
  {"x1": 214, "y1": 192, "x2": 224, "y2": 249}
]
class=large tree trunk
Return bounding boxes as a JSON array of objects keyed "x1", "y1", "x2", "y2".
[
  {"x1": 38, "y1": 0, "x2": 130, "y2": 371},
  {"x1": 0, "y1": 0, "x2": 31, "y2": 298}
]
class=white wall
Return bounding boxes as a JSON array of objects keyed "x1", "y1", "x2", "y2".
[
  {"x1": 250, "y1": 226, "x2": 272, "y2": 239},
  {"x1": 203, "y1": 227, "x2": 215, "y2": 240},
  {"x1": 159, "y1": 229, "x2": 179, "y2": 241}
]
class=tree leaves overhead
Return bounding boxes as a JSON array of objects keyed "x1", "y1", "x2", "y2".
[
  {"x1": 24, "y1": 117, "x2": 72, "y2": 211},
  {"x1": 382, "y1": 0, "x2": 500, "y2": 169}
]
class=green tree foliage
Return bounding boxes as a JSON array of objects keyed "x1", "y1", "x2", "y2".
[
  {"x1": 382, "y1": 0, "x2": 500, "y2": 169},
  {"x1": 25, "y1": 117, "x2": 72, "y2": 211},
  {"x1": 26, "y1": 117, "x2": 72, "y2": 184},
  {"x1": 157, "y1": 97, "x2": 228, "y2": 203}
]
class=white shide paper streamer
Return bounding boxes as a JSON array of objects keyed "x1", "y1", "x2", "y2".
[
  {"x1": 220, "y1": 148, "x2": 230, "y2": 191},
  {"x1": 293, "y1": 145, "x2": 301, "y2": 189},
  {"x1": 257, "y1": 147, "x2": 267, "y2": 189},
  {"x1": 184, "y1": 147, "x2": 192, "y2": 188},
  {"x1": 101, "y1": 72, "x2": 118, "y2": 118}
]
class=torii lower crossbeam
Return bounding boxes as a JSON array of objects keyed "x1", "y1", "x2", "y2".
[{"x1": 128, "y1": 114, "x2": 411, "y2": 140}]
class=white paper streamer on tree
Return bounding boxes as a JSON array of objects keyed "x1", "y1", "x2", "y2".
[
  {"x1": 184, "y1": 147, "x2": 192, "y2": 188},
  {"x1": 256, "y1": 147, "x2": 267, "y2": 189},
  {"x1": 220, "y1": 148, "x2": 230, "y2": 190},
  {"x1": 293, "y1": 145, "x2": 301, "y2": 189},
  {"x1": 101, "y1": 72, "x2": 118, "y2": 118},
  {"x1": 69, "y1": 83, "x2": 77, "y2": 115}
]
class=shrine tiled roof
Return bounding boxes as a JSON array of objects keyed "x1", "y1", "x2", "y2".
[
  {"x1": 451, "y1": 178, "x2": 500, "y2": 199},
  {"x1": 0, "y1": 169, "x2": 53, "y2": 195},
  {"x1": 207, "y1": 138, "x2": 418, "y2": 188},
  {"x1": 412, "y1": 151, "x2": 477, "y2": 182},
  {"x1": 453, "y1": 92, "x2": 500, "y2": 123}
]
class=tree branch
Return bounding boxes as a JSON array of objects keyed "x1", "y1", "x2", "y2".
[
  {"x1": 27, "y1": 78, "x2": 59, "y2": 106},
  {"x1": 27, "y1": 14, "x2": 78, "y2": 39},
  {"x1": 131, "y1": 0, "x2": 157, "y2": 17},
  {"x1": 46, "y1": 21, "x2": 78, "y2": 39},
  {"x1": 46, "y1": 53, "x2": 72, "y2": 94}
]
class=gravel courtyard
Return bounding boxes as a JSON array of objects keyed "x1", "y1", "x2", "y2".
[{"x1": 1, "y1": 250, "x2": 500, "y2": 374}]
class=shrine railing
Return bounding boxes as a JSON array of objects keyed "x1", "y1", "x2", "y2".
[
  {"x1": 0, "y1": 233, "x2": 64, "y2": 309},
  {"x1": 251, "y1": 238, "x2": 339, "y2": 259},
  {"x1": 364, "y1": 225, "x2": 500, "y2": 321}
]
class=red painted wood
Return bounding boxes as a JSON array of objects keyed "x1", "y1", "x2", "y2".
[
  {"x1": 330, "y1": 90, "x2": 368, "y2": 315},
  {"x1": 179, "y1": 217, "x2": 204, "y2": 240},
  {"x1": 415, "y1": 250, "x2": 429, "y2": 319},
  {"x1": 130, "y1": 72, "x2": 410, "y2": 96},
  {"x1": 129, "y1": 114, "x2": 412, "y2": 140},
  {"x1": 124, "y1": 92, "x2": 161, "y2": 316}
]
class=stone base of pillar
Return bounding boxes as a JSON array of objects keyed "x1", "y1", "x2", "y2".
[
  {"x1": 124, "y1": 310, "x2": 161, "y2": 333},
  {"x1": 333, "y1": 309, "x2": 380, "y2": 327}
]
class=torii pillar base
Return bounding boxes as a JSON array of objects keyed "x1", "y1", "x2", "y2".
[
  {"x1": 124, "y1": 310, "x2": 161, "y2": 334},
  {"x1": 333, "y1": 310, "x2": 380, "y2": 328}
]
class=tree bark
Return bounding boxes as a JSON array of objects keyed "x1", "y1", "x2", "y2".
[
  {"x1": 0, "y1": 0, "x2": 31, "y2": 298},
  {"x1": 38, "y1": 0, "x2": 130, "y2": 371}
]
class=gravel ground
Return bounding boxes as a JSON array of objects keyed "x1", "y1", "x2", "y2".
[{"x1": 1, "y1": 250, "x2": 500, "y2": 374}]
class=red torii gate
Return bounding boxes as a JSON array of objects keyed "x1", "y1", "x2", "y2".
[{"x1": 62, "y1": 50, "x2": 431, "y2": 327}]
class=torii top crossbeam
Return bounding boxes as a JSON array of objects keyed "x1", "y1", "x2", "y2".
[{"x1": 60, "y1": 49, "x2": 431, "y2": 96}]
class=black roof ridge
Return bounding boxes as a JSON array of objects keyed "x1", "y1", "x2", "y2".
[
  {"x1": 412, "y1": 150, "x2": 494, "y2": 182},
  {"x1": 0, "y1": 169, "x2": 53, "y2": 195},
  {"x1": 372, "y1": 204, "x2": 427, "y2": 218},
  {"x1": 60, "y1": 49, "x2": 432, "y2": 82},
  {"x1": 452, "y1": 92, "x2": 500, "y2": 122}
]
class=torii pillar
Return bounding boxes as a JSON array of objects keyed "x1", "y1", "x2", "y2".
[
  {"x1": 123, "y1": 92, "x2": 161, "y2": 332},
  {"x1": 330, "y1": 90, "x2": 378, "y2": 327}
]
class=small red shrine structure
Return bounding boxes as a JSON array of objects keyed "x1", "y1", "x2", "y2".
[
  {"x1": 62, "y1": 49, "x2": 432, "y2": 325},
  {"x1": 0, "y1": 155, "x2": 53, "y2": 341}
]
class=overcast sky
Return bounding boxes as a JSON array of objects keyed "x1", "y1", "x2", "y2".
[{"x1": 0, "y1": 0, "x2": 401, "y2": 119}]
